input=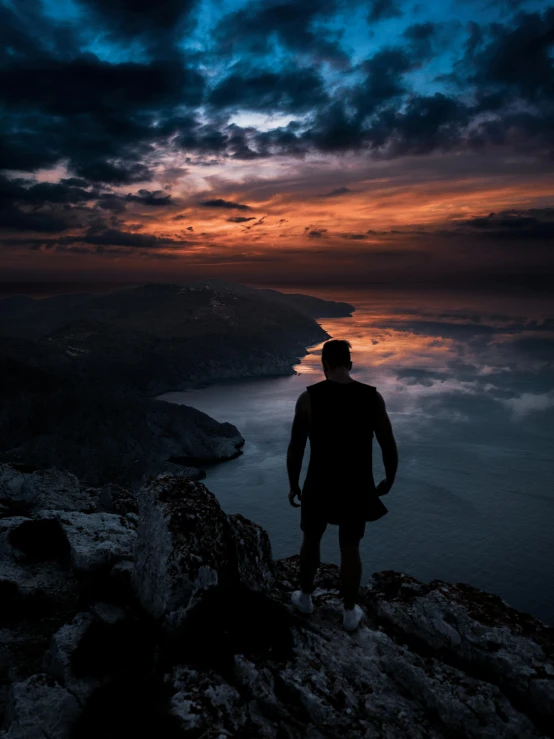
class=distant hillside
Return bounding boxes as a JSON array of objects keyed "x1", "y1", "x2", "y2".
[{"x1": 0, "y1": 282, "x2": 352, "y2": 395}]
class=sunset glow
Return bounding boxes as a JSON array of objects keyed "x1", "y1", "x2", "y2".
[{"x1": 2, "y1": 0, "x2": 554, "y2": 283}]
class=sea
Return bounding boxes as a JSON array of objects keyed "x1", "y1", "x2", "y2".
[{"x1": 158, "y1": 283, "x2": 554, "y2": 624}]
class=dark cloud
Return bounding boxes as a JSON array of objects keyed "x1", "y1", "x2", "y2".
[
  {"x1": 79, "y1": 227, "x2": 190, "y2": 249},
  {"x1": 200, "y1": 199, "x2": 251, "y2": 211},
  {"x1": 97, "y1": 194, "x2": 127, "y2": 212},
  {"x1": 227, "y1": 216, "x2": 256, "y2": 223},
  {"x1": 0, "y1": 208, "x2": 73, "y2": 233},
  {"x1": 467, "y1": 8, "x2": 554, "y2": 103},
  {"x1": 396, "y1": 368, "x2": 448, "y2": 386},
  {"x1": 454, "y1": 209, "x2": 554, "y2": 239},
  {"x1": 402, "y1": 22, "x2": 439, "y2": 59},
  {"x1": 125, "y1": 189, "x2": 173, "y2": 206},
  {"x1": 307, "y1": 228, "x2": 328, "y2": 238},
  {"x1": 354, "y1": 48, "x2": 413, "y2": 117},
  {"x1": 322, "y1": 187, "x2": 352, "y2": 197},
  {"x1": 208, "y1": 67, "x2": 328, "y2": 114},
  {"x1": 0, "y1": 175, "x2": 94, "y2": 205},
  {"x1": 341, "y1": 233, "x2": 369, "y2": 240},
  {"x1": 213, "y1": 0, "x2": 350, "y2": 65},
  {"x1": 72, "y1": 160, "x2": 154, "y2": 186},
  {"x1": 74, "y1": 0, "x2": 198, "y2": 53},
  {"x1": 368, "y1": 0, "x2": 403, "y2": 23},
  {"x1": 0, "y1": 174, "x2": 90, "y2": 232}
]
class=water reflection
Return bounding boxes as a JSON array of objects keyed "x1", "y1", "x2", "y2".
[{"x1": 159, "y1": 285, "x2": 554, "y2": 623}]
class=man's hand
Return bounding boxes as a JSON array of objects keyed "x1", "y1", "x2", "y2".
[
  {"x1": 288, "y1": 487, "x2": 302, "y2": 508},
  {"x1": 376, "y1": 479, "x2": 392, "y2": 496}
]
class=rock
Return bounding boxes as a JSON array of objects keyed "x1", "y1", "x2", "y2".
[
  {"x1": 133, "y1": 476, "x2": 235, "y2": 624},
  {"x1": 362, "y1": 570, "x2": 554, "y2": 732},
  {"x1": 0, "y1": 517, "x2": 77, "y2": 613},
  {"x1": 169, "y1": 603, "x2": 541, "y2": 739},
  {"x1": 1, "y1": 674, "x2": 80, "y2": 739},
  {"x1": 228, "y1": 513, "x2": 275, "y2": 591},
  {"x1": 96, "y1": 483, "x2": 138, "y2": 515},
  {"x1": 0, "y1": 465, "x2": 98, "y2": 516},
  {"x1": 133, "y1": 477, "x2": 277, "y2": 627},
  {"x1": 43, "y1": 613, "x2": 98, "y2": 706},
  {"x1": 39, "y1": 511, "x2": 136, "y2": 573}
]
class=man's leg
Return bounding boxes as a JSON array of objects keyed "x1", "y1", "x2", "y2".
[
  {"x1": 299, "y1": 529, "x2": 325, "y2": 594},
  {"x1": 339, "y1": 524, "x2": 364, "y2": 610}
]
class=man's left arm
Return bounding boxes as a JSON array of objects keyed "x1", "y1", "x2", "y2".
[{"x1": 287, "y1": 391, "x2": 310, "y2": 507}]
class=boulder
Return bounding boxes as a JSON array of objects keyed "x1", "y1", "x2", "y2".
[
  {"x1": 133, "y1": 476, "x2": 276, "y2": 626},
  {"x1": 133, "y1": 476, "x2": 235, "y2": 624},
  {"x1": 43, "y1": 613, "x2": 99, "y2": 706},
  {"x1": 39, "y1": 511, "x2": 136, "y2": 573},
  {"x1": 0, "y1": 465, "x2": 98, "y2": 516},
  {"x1": 1, "y1": 674, "x2": 80, "y2": 739},
  {"x1": 228, "y1": 512, "x2": 275, "y2": 591}
]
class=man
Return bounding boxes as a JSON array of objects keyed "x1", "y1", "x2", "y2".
[{"x1": 287, "y1": 339, "x2": 398, "y2": 631}]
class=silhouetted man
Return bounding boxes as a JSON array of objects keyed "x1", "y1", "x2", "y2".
[{"x1": 287, "y1": 339, "x2": 398, "y2": 631}]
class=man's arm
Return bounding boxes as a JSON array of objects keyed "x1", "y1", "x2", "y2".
[
  {"x1": 287, "y1": 391, "x2": 310, "y2": 506},
  {"x1": 374, "y1": 391, "x2": 398, "y2": 494}
]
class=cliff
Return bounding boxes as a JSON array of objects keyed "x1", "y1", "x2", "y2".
[{"x1": 0, "y1": 466, "x2": 552, "y2": 739}]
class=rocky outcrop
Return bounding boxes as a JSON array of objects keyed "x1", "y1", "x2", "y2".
[
  {"x1": 0, "y1": 465, "x2": 98, "y2": 516},
  {"x1": 132, "y1": 476, "x2": 274, "y2": 626},
  {"x1": 0, "y1": 469, "x2": 552, "y2": 739}
]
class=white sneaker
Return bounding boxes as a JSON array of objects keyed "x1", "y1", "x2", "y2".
[
  {"x1": 343, "y1": 604, "x2": 364, "y2": 631},
  {"x1": 291, "y1": 590, "x2": 313, "y2": 614}
]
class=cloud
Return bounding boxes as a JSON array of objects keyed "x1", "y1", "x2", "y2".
[
  {"x1": 503, "y1": 392, "x2": 554, "y2": 418},
  {"x1": 322, "y1": 187, "x2": 352, "y2": 197},
  {"x1": 454, "y1": 209, "x2": 554, "y2": 239},
  {"x1": 73, "y1": 0, "x2": 198, "y2": 52},
  {"x1": 306, "y1": 228, "x2": 327, "y2": 238},
  {"x1": 125, "y1": 189, "x2": 173, "y2": 206},
  {"x1": 368, "y1": 0, "x2": 403, "y2": 23},
  {"x1": 208, "y1": 67, "x2": 328, "y2": 114},
  {"x1": 227, "y1": 216, "x2": 256, "y2": 223},
  {"x1": 200, "y1": 199, "x2": 251, "y2": 211},
  {"x1": 396, "y1": 368, "x2": 449, "y2": 387},
  {"x1": 78, "y1": 227, "x2": 191, "y2": 249},
  {"x1": 213, "y1": 0, "x2": 350, "y2": 65}
]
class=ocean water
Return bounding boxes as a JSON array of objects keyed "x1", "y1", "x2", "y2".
[{"x1": 159, "y1": 283, "x2": 554, "y2": 624}]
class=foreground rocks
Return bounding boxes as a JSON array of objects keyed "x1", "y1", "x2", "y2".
[{"x1": 0, "y1": 469, "x2": 552, "y2": 738}]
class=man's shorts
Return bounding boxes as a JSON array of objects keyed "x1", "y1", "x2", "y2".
[{"x1": 300, "y1": 514, "x2": 366, "y2": 544}]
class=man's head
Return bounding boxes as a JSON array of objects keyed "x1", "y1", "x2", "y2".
[{"x1": 321, "y1": 339, "x2": 352, "y2": 376}]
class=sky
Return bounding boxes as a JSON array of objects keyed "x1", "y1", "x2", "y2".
[{"x1": 1, "y1": 0, "x2": 554, "y2": 283}]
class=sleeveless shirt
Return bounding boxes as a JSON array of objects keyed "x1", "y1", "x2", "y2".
[{"x1": 301, "y1": 379, "x2": 388, "y2": 523}]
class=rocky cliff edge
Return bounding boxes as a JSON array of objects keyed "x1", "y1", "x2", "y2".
[{"x1": 0, "y1": 465, "x2": 552, "y2": 739}]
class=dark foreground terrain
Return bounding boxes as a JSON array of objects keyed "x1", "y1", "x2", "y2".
[{"x1": 0, "y1": 465, "x2": 552, "y2": 738}]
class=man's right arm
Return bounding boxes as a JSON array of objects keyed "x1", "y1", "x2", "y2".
[{"x1": 374, "y1": 391, "x2": 398, "y2": 494}]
